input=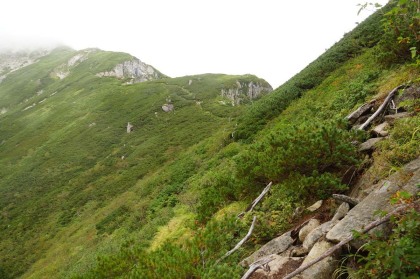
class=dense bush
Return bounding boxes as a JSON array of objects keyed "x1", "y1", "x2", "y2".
[
  {"x1": 376, "y1": 0, "x2": 420, "y2": 65},
  {"x1": 76, "y1": 216, "x2": 246, "y2": 279},
  {"x1": 235, "y1": 120, "x2": 360, "y2": 188},
  {"x1": 196, "y1": 160, "x2": 242, "y2": 223}
]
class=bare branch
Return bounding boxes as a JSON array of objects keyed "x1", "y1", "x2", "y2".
[
  {"x1": 358, "y1": 85, "x2": 405, "y2": 130},
  {"x1": 282, "y1": 204, "x2": 411, "y2": 279},
  {"x1": 241, "y1": 254, "x2": 277, "y2": 279},
  {"x1": 238, "y1": 182, "x2": 272, "y2": 218},
  {"x1": 218, "y1": 216, "x2": 257, "y2": 263}
]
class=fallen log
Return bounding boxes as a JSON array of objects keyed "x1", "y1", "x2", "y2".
[
  {"x1": 358, "y1": 85, "x2": 405, "y2": 130},
  {"x1": 282, "y1": 203, "x2": 413, "y2": 279},
  {"x1": 217, "y1": 216, "x2": 257, "y2": 263}
]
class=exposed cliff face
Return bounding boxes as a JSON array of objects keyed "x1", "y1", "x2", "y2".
[
  {"x1": 96, "y1": 58, "x2": 163, "y2": 84},
  {"x1": 0, "y1": 49, "x2": 51, "y2": 83},
  {"x1": 51, "y1": 49, "x2": 93, "y2": 79},
  {"x1": 221, "y1": 80, "x2": 272, "y2": 106}
]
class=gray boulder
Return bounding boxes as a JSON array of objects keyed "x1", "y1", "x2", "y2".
[
  {"x1": 372, "y1": 122, "x2": 390, "y2": 137},
  {"x1": 303, "y1": 220, "x2": 338, "y2": 251},
  {"x1": 299, "y1": 218, "x2": 320, "y2": 242},
  {"x1": 162, "y1": 104, "x2": 174, "y2": 112},
  {"x1": 331, "y1": 202, "x2": 350, "y2": 222},
  {"x1": 327, "y1": 157, "x2": 420, "y2": 243},
  {"x1": 384, "y1": 112, "x2": 412, "y2": 122},
  {"x1": 306, "y1": 200, "x2": 323, "y2": 212},
  {"x1": 359, "y1": 137, "x2": 384, "y2": 152},
  {"x1": 241, "y1": 230, "x2": 294, "y2": 267},
  {"x1": 294, "y1": 240, "x2": 341, "y2": 279}
]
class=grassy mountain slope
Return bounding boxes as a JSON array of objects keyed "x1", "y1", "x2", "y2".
[
  {"x1": 1, "y1": 2, "x2": 419, "y2": 278},
  {"x1": 0, "y1": 48, "x2": 271, "y2": 278}
]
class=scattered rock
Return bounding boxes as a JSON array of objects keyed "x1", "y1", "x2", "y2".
[
  {"x1": 331, "y1": 202, "x2": 350, "y2": 222},
  {"x1": 306, "y1": 200, "x2": 323, "y2": 212},
  {"x1": 291, "y1": 246, "x2": 309, "y2": 257},
  {"x1": 251, "y1": 255, "x2": 303, "y2": 279},
  {"x1": 296, "y1": 240, "x2": 341, "y2": 279},
  {"x1": 358, "y1": 137, "x2": 384, "y2": 152},
  {"x1": 241, "y1": 230, "x2": 294, "y2": 267},
  {"x1": 372, "y1": 122, "x2": 390, "y2": 137},
  {"x1": 299, "y1": 219, "x2": 320, "y2": 242},
  {"x1": 127, "y1": 122, "x2": 133, "y2": 133},
  {"x1": 384, "y1": 112, "x2": 412, "y2": 122},
  {"x1": 303, "y1": 220, "x2": 338, "y2": 251},
  {"x1": 162, "y1": 104, "x2": 174, "y2": 112},
  {"x1": 393, "y1": 84, "x2": 420, "y2": 109},
  {"x1": 326, "y1": 157, "x2": 420, "y2": 244}
]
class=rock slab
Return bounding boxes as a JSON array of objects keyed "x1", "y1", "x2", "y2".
[{"x1": 327, "y1": 157, "x2": 420, "y2": 243}]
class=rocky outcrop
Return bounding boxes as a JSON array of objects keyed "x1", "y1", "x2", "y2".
[
  {"x1": 162, "y1": 104, "x2": 174, "y2": 112},
  {"x1": 327, "y1": 157, "x2": 420, "y2": 244},
  {"x1": 244, "y1": 157, "x2": 419, "y2": 279},
  {"x1": 0, "y1": 49, "x2": 51, "y2": 83},
  {"x1": 96, "y1": 58, "x2": 162, "y2": 83},
  {"x1": 51, "y1": 50, "x2": 93, "y2": 79},
  {"x1": 221, "y1": 80, "x2": 272, "y2": 106},
  {"x1": 127, "y1": 122, "x2": 134, "y2": 133}
]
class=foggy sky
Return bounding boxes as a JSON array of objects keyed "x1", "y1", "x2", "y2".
[{"x1": 0, "y1": 0, "x2": 388, "y2": 88}]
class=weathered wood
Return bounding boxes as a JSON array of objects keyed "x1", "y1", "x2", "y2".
[
  {"x1": 282, "y1": 204, "x2": 412, "y2": 279},
  {"x1": 238, "y1": 182, "x2": 273, "y2": 218},
  {"x1": 346, "y1": 100, "x2": 375, "y2": 122},
  {"x1": 241, "y1": 254, "x2": 276, "y2": 279},
  {"x1": 332, "y1": 194, "x2": 360, "y2": 206},
  {"x1": 218, "y1": 216, "x2": 257, "y2": 263},
  {"x1": 358, "y1": 85, "x2": 405, "y2": 130}
]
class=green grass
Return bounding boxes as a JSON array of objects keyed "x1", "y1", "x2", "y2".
[
  {"x1": 1, "y1": 2, "x2": 419, "y2": 277},
  {"x1": 0, "y1": 47, "x2": 271, "y2": 278}
]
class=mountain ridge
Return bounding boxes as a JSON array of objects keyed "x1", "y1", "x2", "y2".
[{"x1": 0, "y1": 2, "x2": 419, "y2": 278}]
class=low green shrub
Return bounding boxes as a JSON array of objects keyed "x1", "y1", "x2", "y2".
[
  {"x1": 235, "y1": 120, "x2": 360, "y2": 187},
  {"x1": 354, "y1": 208, "x2": 420, "y2": 278},
  {"x1": 378, "y1": 115, "x2": 420, "y2": 167}
]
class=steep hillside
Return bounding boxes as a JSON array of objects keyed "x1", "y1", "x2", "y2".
[
  {"x1": 0, "y1": 48, "x2": 271, "y2": 278},
  {"x1": 1, "y1": 1, "x2": 419, "y2": 278}
]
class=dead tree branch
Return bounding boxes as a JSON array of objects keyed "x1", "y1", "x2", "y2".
[
  {"x1": 217, "y1": 216, "x2": 257, "y2": 263},
  {"x1": 358, "y1": 85, "x2": 405, "y2": 130},
  {"x1": 346, "y1": 100, "x2": 375, "y2": 122},
  {"x1": 238, "y1": 182, "x2": 272, "y2": 218},
  {"x1": 241, "y1": 254, "x2": 277, "y2": 279},
  {"x1": 282, "y1": 204, "x2": 411, "y2": 279}
]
